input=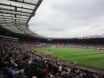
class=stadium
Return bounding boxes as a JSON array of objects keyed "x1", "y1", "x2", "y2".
[{"x1": 0, "y1": 0, "x2": 104, "y2": 78}]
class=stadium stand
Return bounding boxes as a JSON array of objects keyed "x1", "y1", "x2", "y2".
[
  {"x1": 0, "y1": 39, "x2": 104, "y2": 78},
  {"x1": 33, "y1": 41, "x2": 104, "y2": 50}
]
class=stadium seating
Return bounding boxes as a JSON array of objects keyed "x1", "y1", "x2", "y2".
[{"x1": 0, "y1": 39, "x2": 104, "y2": 78}]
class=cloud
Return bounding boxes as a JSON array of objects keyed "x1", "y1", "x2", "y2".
[{"x1": 29, "y1": 0, "x2": 104, "y2": 38}]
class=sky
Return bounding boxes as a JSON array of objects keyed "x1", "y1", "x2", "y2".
[{"x1": 29, "y1": 0, "x2": 104, "y2": 38}]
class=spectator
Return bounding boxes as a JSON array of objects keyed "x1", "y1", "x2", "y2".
[
  {"x1": 32, "y1": 76, "x2": 37, "y2": 78},
  {"x1": 14, "y1": 69, "x2": 28, "y2": 78}
]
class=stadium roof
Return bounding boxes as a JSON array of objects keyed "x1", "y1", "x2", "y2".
[{"x1": 0, "y1": 0, "x2": 44, "y2": 38}]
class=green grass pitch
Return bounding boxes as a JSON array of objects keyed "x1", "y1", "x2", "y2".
[{"x1": 34, "y1": 47, "x2": 104, "y2": 70}]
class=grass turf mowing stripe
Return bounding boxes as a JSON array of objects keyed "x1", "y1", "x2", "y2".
[{"x1": 34, "y1": 47, "x2": 104, "y2": 70}]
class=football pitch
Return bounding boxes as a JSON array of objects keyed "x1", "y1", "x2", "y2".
[{"x1": 34, "y1": 47, "x2": 104, "y2": 70}]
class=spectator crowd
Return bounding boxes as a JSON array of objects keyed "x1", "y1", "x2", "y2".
[
  {"x1": 35, "y1": 42, "x2": 104, "y2": 50},
  {"x1": 0, "y1": 39, "x2": 104, "y2": 78}
]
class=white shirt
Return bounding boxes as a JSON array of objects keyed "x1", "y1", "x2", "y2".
[{"x1": 58, "y1": 65, "x2": 62, "y2": 71}]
